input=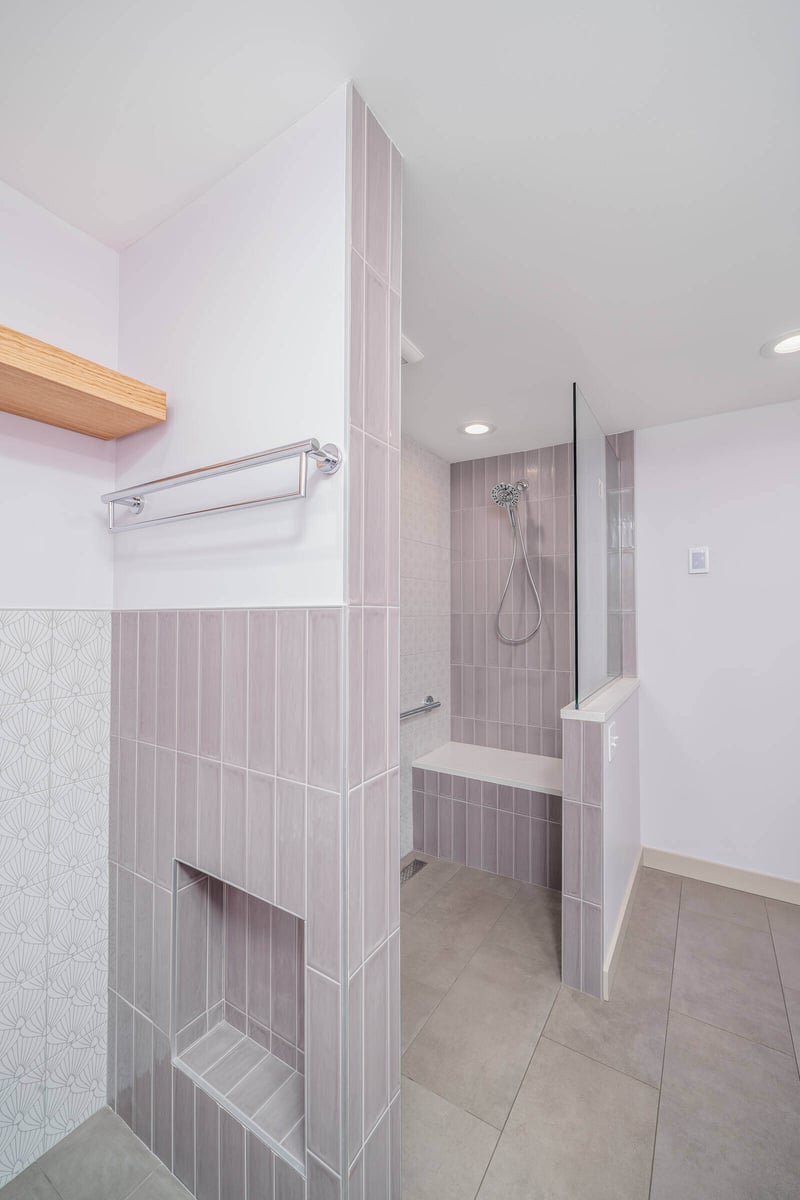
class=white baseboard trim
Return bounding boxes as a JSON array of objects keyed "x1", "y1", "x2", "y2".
[
  {"x1": 642, "y1": 847, "x2": 800, "y2": 906},
  {"x1": 602, "y1": 848, "x2": 643, "y2": 1001}
]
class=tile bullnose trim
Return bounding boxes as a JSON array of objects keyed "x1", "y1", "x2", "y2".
[{"x1": 561, "y1": 676, "x2": 640, "y2": 723}]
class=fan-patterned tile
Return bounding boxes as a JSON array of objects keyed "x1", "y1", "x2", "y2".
[
  {"x1": 0, "y1": 609, "x2": 110, "y2": 1184},
  {"x1": 48, "y1": 867, "x2": 108, "y2": 963},
  {"x1": 0, "y1": 1079, "x2": 45, "y2": 1187},
  {"x1": 0, "y1": 792, "x2": 49, "y2": 889},
  {"x1": 0, "y1": 889, "x2": 48, "y2": 963},
  {"x1": 0, "y1": 987, "x2": 46, "y2": 1084},
  {"x1": 51, "y1": 612, "x2": 112, "y2": 696}
]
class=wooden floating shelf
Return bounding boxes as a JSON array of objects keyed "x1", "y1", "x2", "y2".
[{"x1": 0, "y1": 323, "x2": 166, "y2": 440}]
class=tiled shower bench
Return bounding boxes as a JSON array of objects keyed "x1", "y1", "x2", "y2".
[{"x1": 411, "y1": 742, "x2": 563, "y2": 891}]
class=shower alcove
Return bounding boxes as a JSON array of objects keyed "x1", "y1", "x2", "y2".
[{"x1": 172, "y1": 865, "x2": 305, "y2": 1173}]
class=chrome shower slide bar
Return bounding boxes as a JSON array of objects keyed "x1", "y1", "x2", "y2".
[
  {"x1": 400, "y1": 696, "x2": 442, "y2": 720},
  {"x1": 101, "y1": 438, "x2": 342, "y2": 533}
]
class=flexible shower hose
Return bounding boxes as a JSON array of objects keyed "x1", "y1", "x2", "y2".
[{"x1": 495, "y1": 505, "x2": 543, "y2": 645}]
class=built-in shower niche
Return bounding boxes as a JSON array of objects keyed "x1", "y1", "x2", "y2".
[{"x1": 171, "y1": 863, "x2": 305, "y2": 1174}]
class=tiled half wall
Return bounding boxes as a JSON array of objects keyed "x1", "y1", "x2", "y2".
[
  {"x1": 450, "y1": 444, "x2": 574, "y2": 759},
  {"x1": 412, "y1": 768, "x2": 562, "y2": 892},
  {"x1": 561, "y1": 719, "x2": 604, "y2": 999},
  {"x1": 0, "y1": 610, "x2": 110, "y2": 1186}
]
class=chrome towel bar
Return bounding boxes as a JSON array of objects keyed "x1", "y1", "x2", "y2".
[
  {"x1": 101, "y1": 438, "x2": 342, "y2": 532},
  {"x1": 401, "y1": 696, "x2": 442, "y2": 720}
]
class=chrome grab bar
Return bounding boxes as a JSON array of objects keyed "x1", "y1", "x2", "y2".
[
  {"x1": 400, "y1": 696, "x2": 441, "y2": 720},
  {"x1": 101, "y1": 438, "x2": 342, "y2": 532}
]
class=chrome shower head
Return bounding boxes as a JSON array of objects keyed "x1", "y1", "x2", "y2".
[{"x1": 490, "y1": 480, "x2": 527, "y2": 509}]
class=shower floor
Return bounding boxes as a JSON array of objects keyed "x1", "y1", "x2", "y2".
[
  {"x1": 0, "y1": 1107, "x2": 189, "y2": 1200},
  {"x1": 400, "y1": 852, "x2": 800, "y2": 1199}
]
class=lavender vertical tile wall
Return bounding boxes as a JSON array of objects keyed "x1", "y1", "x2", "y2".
[
  {"x1": 109, "y1": 607, "x2": 343, "y2": 1199},
  {"x1": 560, "y1": 717, "x2": 603, "y2": 998},
  {"x1": 450, "y1": 446, "x2": 574, "y2": 759},
  {"x1": 399, "y1": 438, "x2": 451, "y2": 856},
  {"x1": 411, "y1": 768, "x2": 562, "y2": 891},
  {"x1": 347, "y1": 86, "x2": 402, "y2": 1198},
  {"x1": 0, "y1": 611, "x2": 110, "y2": 1187}
]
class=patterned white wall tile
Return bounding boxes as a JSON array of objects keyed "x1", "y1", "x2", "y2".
[
  {"x1": 0, "y1": 1078, "x2": 46, "y2": 1185},
  {"x1": 0, "y1": 609, "x2": 110, "y2": 1186},
  {"x1": 51, "y1": 613, "x2": 111, "y2": 697},
  {"x1": 0, "y1": 987, "x2": 46, "y2": 1083}
]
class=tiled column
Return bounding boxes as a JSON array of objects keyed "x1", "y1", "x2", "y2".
[
  {"x1": 561, "y1": 717, "x2": 604, "y2": 998},
  {"x1": 345, "y1": 87, "x2": 402, "y2": 1198}
]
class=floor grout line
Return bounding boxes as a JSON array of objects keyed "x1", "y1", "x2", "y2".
[
  {"x1": 765, "y1": 903, "x2": 800, "y2": 1083},
  {"x1": 471, "y1": 986, "x2": 562, "y2": 1199},
  {"x1": 666, "y1": 1005, "x2": 798, "y2": 1059},
  {"x1": 647, "y1": 877, "x2": 682, "y2": 1199},
  {"x1": 399, "y1": 873, "x2": 522, "y2": 1061},
  {"x1": 423, "y1": 865, "x2": 563, "y2": 1198}
]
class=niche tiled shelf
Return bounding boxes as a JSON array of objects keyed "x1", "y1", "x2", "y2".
[
  {"x1": 172, "y1": 863, "x2": 305, "y2": 1174},
  {"x1": 175, "y1": 1022, "x2": 305, "y2": 1172}
]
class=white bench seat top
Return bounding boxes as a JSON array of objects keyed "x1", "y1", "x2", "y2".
[{"x1": 413, "y1": 741, "x2": 562, "y2": 797}]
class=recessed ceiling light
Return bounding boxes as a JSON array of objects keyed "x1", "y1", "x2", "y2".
[
  {"x1": 760, "y1": 330, "x2": 800, "y2": 357},
  {"x1": 460, "y1": 422, "x2": 495, "y2": 436}
]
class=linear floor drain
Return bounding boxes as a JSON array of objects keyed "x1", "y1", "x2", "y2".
[{"x1": 401, "y1": 858, "x2": 428, "y2": 885}]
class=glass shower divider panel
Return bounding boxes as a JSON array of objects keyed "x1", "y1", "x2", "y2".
[{"x1": 572, "y1": 384, "x2": 622, "y2": 705}]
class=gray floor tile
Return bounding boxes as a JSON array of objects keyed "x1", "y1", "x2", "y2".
[
  {"x1": 484, "y1": 887, "x2": 561, "y2": 981},
  {"x1": 401, "y1": 1077, "x2": 499, "y2": 1200},
  {"x1": 402, "y1": 942, "x2": 559, "y2": 1129},
  {"x1": 0, "y1": 1166, "x2": 61, "y2": 1200},
  {"x1": 768, "y1": 899, "x2": 800, "y2": 991},
  {"x1": 401, "y1": 889, "x2": 509, "y2": 994},
  {"x1": 671, "y1": 908, "x2": 793, "y2": 1053},
  {"x1": 442, "y1": 866, "x2": 521, "y2": 901},
  {"x1": 401, "y1": 975, "x2": 445, "y2": 1053},
  {"x1": 681, "y1": 878, "x2": 769, "y2": 931},
  {"x1": 651, "y1": 1011, "x2": 800, "y2": 1200},
  {"x1": 624, "y1": 867, "x2": 681, "y2": 949},
  {"x1": 38, "y1": 1108, "x2": 157, "y2": 1200},
  {"x1": 127, "y1": 1166, "x2": 193, "y2": 1199},
  {"x1": 401, "y1": 857, "x2": 461, "y2": 915},
  {"x1": 544, "y1": 931, "x2": 673, "y2": 1086},
  {"x1": 477, "y1": 1038, "x2": 658, "y2": 1200}
]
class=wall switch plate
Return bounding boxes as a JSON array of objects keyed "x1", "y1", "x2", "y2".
[
  {"x1": 688, "y1": 546, "x2": 710, "y2": 574},
  {"x1": 608, "y1": 720, "x2": 618, "y2": 762}
]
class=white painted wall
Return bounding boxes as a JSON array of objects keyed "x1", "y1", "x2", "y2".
[
  {"x1": 113, "y1": 87, "x2": 349, "y2": 609},
  {"x1": 603, "y1": 690, "x2": 641, "y2": 954},
  {"x1": 637, "y1": 401, "x2": 800, "y2": 881},
  {"x1": 0, "y1": 181, "x2": 117, "y2": 608}
]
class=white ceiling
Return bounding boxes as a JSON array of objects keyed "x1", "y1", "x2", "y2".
[{"x1": 2, "y1": 0, "x2": 800, "y2": 460}]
